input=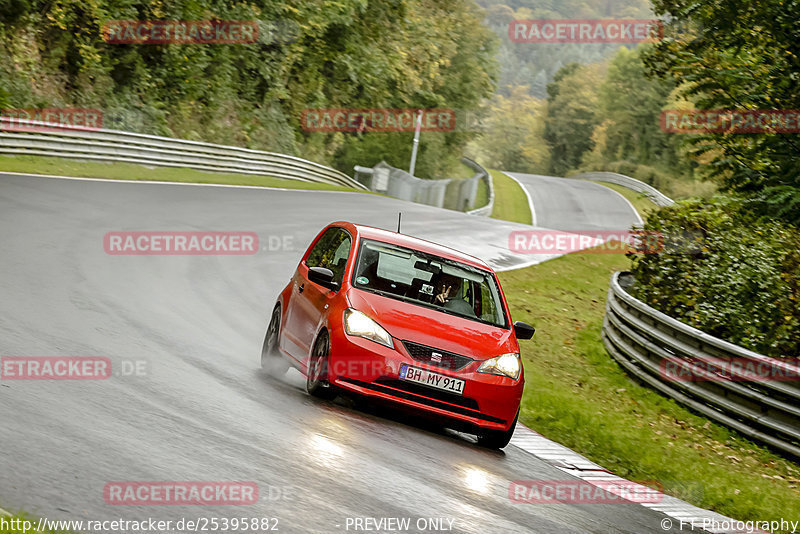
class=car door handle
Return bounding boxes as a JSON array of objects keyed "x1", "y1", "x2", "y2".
[{"x1": 298, "y1": 283, "x2": 304, "y2": 293}]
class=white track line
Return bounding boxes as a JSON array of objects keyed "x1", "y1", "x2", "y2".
[
  {"x1": 0, "y1": 171, "x2": 361, "y2": 194},
  {"x1": 501, "y1": 171, "x2": 536, "y2": 226},
  {"x1": 493, "y1": 253, "x2": 564, "y2": 273},
  {"x1": 590, "y1": 180, "x2": 645, "y2": 226},
  {"x1": 2, "y1": 169, "x2": 550, "y2": 273}
]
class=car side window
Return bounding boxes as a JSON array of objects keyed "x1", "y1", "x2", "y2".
[
  {"x1": 305, "y1": 228, "x2": 352, "y2": 285},
  {"x1": 479, "y1": 283, "x2": 496, "y2": 321}
]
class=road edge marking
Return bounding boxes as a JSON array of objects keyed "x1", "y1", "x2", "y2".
[
  {"x1": 590, "y1": 180, "x2": 645, "y2": 226},
  {"x1": 501, "y1": 171, "x2": 537, "y2": 226},
  {"x1": 0, "y1": 170, "x2": 362, "y2": 194}
]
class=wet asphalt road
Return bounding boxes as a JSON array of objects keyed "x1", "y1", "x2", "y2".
[
  {"x1": 0, "y1": 173, "x2": 693, "y2": 533},
  {"x1": 504, "y1": 173, "x2": 641, "y2": 231}
]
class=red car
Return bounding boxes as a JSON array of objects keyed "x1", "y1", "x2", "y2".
[{"x1": 261, "y1": 222, "x2": 535, "y2": 448}]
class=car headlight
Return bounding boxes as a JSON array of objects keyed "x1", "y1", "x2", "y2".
[
  {"x1": 477, "y1": 353, "x2": 521, "y2": 380},
  {"x1": 343, "y1": 308, "x2": 394, "y2": 348}
]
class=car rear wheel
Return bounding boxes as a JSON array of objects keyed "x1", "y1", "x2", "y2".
[
  {"x1": 261, "y1": 306, "x2": 288, "y2": 374},
  {"x1": 307, "y1": 331, "x2": 337, "y2": 400},
  {"x1": 477, "y1": 410, "x2": 518, "y2": 449}
]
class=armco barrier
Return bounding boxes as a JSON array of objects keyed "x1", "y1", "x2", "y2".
[
  {"x1": 572, "y1": 171, "x2": 674, "y2": 207},
  {"x1": 0, "y1": 117, "x2": 366, "y2": 190},
  {"x1": 603, "y1": 271, "x2": 800, "y2": 458},
  {"x1": 463, "y1": 157, "x2": 494, "y2": 216},
  {"x1": 354, "y1": 157, "x2": 491, "y2": 213}
]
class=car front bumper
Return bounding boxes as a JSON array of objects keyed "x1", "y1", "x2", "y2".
[{"x1": 327, "y1": 330, "x2": 523, "y2": 432}]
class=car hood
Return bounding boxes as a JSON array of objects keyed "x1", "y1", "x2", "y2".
[{"x1": 346, "y1": 288, "x2": 517, "y2": 360}]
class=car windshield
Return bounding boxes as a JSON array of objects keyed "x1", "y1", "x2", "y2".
[{"x1": 352, "y1": 238, "x2": 508, "y2": 328}]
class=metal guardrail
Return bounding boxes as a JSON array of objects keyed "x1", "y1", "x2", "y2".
[
  {"x1": 572, "y1": 171, "x2": 674, "y2": 207},
  {"x1": 463, "y1": 157, "x2": 494, "y2": 216},
  {"x1": 354, "y1": 161, "x2": 451, "y2": 207},
  {"x1": 353, "y1": 157, "x2": 490, "y2": 213},
  {"x1": 603, "y1": 271, "x2": 800, "y2": 458},
  {"x1": 0, "y1": 118, "x2": 366, "y2": 190}
]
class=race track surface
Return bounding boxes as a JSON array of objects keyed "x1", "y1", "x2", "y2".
[
  {"x1": 504, "y1": 173, "x2": 641, "y2": 231},
  {"x1": 0, "y1": 173, "x2": 692, "y2": 533}
]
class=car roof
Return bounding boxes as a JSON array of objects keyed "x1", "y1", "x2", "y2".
[{"x1": 330, "y1": 221, "x2": 493, "y2": 272}]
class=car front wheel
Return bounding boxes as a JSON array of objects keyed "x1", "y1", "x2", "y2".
[
  {"x1": 261, "y1": 306, "x2": 288, "y2": 375},
  {"x1": 306, "y1": 331, "x2": 337, "y2": 400},
  {"x1": 477, "y1": 410, "x2": 518, "y2": 449}
]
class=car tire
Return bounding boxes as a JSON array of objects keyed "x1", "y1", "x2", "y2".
[
  {"x1": 306, "y1": 331, "x2": 337, "y2": 400},
  {"x1": 261, "y1": 305, "x2": 288, "y2": 375},
  {"x1": 476, "y1": 410, "x2": 518, "y2": 449}
]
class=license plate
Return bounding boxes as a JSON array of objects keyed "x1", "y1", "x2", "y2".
[{"x1": 399, "y1": 364, "x2": 465, "y2": 395}]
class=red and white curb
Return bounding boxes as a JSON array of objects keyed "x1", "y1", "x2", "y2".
[{"x1": 511, "y1": 424, "x2": 768, "y2": 534}]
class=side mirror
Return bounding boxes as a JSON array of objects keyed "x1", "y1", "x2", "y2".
[
  {"x1": 513, "y1": 321, "x2": 535, "y2": 340},
  {"x1": 308, "y1": 266, "x2": 339, "y2": 291}
]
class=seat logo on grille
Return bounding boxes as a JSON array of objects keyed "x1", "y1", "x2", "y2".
[{"x1": 431, "y1": 352, "x2": 443, "y2": 363}]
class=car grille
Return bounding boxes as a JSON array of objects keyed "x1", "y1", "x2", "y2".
[
  {"x1": 402, "y1": 341, "x2": 474, "y2": 371},
  {"x1": 374, "y1": 377, "x2": 479, "y2": 410},
  {"x1": 339, "y1": 377, "x2": 505, "y2": 425}
]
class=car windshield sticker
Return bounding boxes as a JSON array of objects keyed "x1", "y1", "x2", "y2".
[{"x1": 356, "y1": 276, "x2": 369, "y2": 285}]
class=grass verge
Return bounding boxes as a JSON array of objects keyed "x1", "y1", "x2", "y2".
[
  {"x1": 498, "y1": 252, "x2": 800, "y2": 530},
  {"x1": 472, "y1": 175, "x2": 489, "y2": 210},
  {"x1": 0, "y1": 155, "x2": 358, "y2": 192},
  {"x1": 489, "y1": 169, "x2": 532, "y2": 225},
  {"x1": 451, "y1": 160, "x2": 478, "y2": 179}
]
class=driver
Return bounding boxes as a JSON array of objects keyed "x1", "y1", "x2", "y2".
[{"x1": 434, "y1": 274, "x2": 461, "y2": 304}]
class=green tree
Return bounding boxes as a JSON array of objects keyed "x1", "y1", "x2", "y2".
[
  {"x1": 325, "y1": 0, "x2": 498, "y2": 178},
  {"x1": 476, "y1": 0, "x2": 655, "y2": 99},
  {"x1": 630, "y1": 197, "x2": 800, "y2": 358},
  {"x1": 470, "y1": 84, "x2": 548, "y2": 172},
  {"x1": 543, "y1": 62, "x2": 603, "y2": 176},
  {"x1": 643, "y1": 0, "x2": 800, "y2": 224},
  {"x1": 0, "y1": 0, "x2": 497, "y2": 177},
  {"x1": 596, "y1": 47, "x2": 676, "y2": 167},
  {"x1": 578, "y1": 45, "x2": 698, "y2": 193}
]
